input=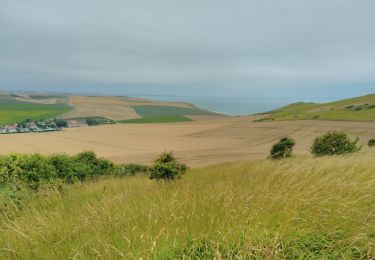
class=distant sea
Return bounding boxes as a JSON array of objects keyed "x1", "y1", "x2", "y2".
[{"x1": 132, "y1": 95, "x2": 299, "y2": 116}]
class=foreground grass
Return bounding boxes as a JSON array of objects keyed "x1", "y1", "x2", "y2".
[{"x1": 1, "y1": 152, "x2": 375, "y2": 258}]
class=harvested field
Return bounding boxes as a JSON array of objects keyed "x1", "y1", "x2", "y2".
[
  {"x1": 14, "y1": 97, "x2": 64, "y2": 105},
  {"x1": 59, "y1": 104, "x2": 141, "y2": 121},
  {"x1": 60, "y1": 95, "x2": 196, "y2": 120},
  {"x1": 0, "y1": 116, "x2": 374, "y2": 167}
]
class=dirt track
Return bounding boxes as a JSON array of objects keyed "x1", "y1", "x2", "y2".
[{"x1": 1, "y1": 116, "x2": 374, "y2": 167}]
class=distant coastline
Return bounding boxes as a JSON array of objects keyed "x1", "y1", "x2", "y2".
[{"x1": 132, "y1": 95, "x2": 294, "y2": 116}]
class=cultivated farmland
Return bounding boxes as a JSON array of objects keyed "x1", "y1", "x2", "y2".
[
  {"x1": 0, "y1": 94, "x2": 71, "y2": 125},
  {"x1": 0, "y1": 115, "x2": 374, "y2": 166},
  {"x1": 59, "y1": 95, "x2": 213, "y2": 122}
]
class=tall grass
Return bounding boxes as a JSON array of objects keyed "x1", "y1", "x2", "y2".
[{"x1": 1, "y1": 151, "x2": 375, "y2": 258}]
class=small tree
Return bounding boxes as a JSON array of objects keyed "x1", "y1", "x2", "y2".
[
  {"x1": 86, "y1": 118, "x2": 99, "y2": 126},
  {"x1": 311, "y1": 131, "x2": 361, "y2": 156},
  {"x1": 368, "y1": 138, "x2": 375, "y2": 147},
  {"x1": 269, "y1": 137, "x2": 295, "y2": 159},
  {"x1": 55, "y1": 119, "x2": 68, "y2": 128},
  {"x1": 149, "y1": 151, "x2": 187, "y2": 180}
]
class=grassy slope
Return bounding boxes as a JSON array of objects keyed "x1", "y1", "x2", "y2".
[
  {"x1": 0, "y1": 95, "x2": 71, "y2": 125},
  {"x1": 268, "y1": 94, "x2": 375, "y2": 121},
  {"x1": 118, "y1": 115, "x2": 192, "y2": 124},
  {"x1": 1, "y1": 151, "x2": 375, "y2": 258}
]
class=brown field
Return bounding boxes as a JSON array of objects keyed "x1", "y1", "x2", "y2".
[
  {"x1": 1, "y1": 116, "x2": 374, "y2": 167},
  {"x1": 59, "y1": 95, "x2": 194, "y2": 120},
  {"x1": 14, "y1": 97, "x2": 64, "y2": 104}
]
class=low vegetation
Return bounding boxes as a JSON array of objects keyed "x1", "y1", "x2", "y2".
[
  {"x1": 114, "y1": 163, "x2": 150, "y2": 176},
  {"x1": 149, "y1": 151, "x2": 188, "y2": 180},
  {"x1": 0, "y1": 152, "x2": 114, "y2": 194},
  {"x1": 85, "y1": 117, "x2": 114, "y2": 126},
  {"x1": 368, "y1": 138, "x2": 375, "y2": 147},
  {"x1": 311, "y1": 131, "x2": 361, "y2": 156},
  {"x1": 0, "y1": 151, "x2": 185, "y2": 204},
  {"x1": 269, "y1": 137, "x2": 295, "y2": 159},
  {"x1": 1, "y1": 151, "x2": 375, "y2": 258},
  {"x1": 253, "y1": 116, "x2": 274, "y2": 122}
]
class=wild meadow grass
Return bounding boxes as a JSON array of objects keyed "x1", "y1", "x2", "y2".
[{"x1": 1, "y1": 151, "x2": 375, "y2": 259}]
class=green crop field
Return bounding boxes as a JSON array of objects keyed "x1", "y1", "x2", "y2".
[
  {"x1": 118, "y1": 115, "x2": 192, "y2": 124},
  {"x1": 0, "y1": 94, "x2": 71, "y2": 125},
  {"x1": 131, "y1": 105, "x2": 218, "y2": 117},
  {"x1": 1, "y1": 150, "x2": 375, "y2": 258},
  {"x1": 265, "y1": 94, "x2": 375, "y2": 121}
]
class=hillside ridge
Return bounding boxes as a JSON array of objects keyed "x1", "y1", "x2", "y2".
[{"x1": 263, "y1": 93, "x2": 375, "y2": 122}]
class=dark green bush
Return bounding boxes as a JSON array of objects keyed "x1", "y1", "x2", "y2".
[
  {"x1": 55, "y1": 119, "x2": 68, "y2": 128},
  {"x1": 269, "y1": 137, "x2": 295, "y2": 159},
  {"x1": 149, "y1": 152, "x2": 187, "y2": 180},
  {"x1": 74, "y1": 151, "x2": 114, "y2": 179},
  {"x1": 0, "y1": 154, "x2": 57, "y2": 191},
  {"x1": 311, "y1": 131, "x2": 361, "y2": 156},
  {"x1": 86, "y1": 118, "x2": 99, "y2": 126},
  {"x1": 368, "y1": 139, "x2": 375, "y2": 147},
  {"x1": 0, "y1": 151, "x2": 114, "y2": 191},
  {"x1": 49, "y1": 154, "x2": 77, "y2": 183}
]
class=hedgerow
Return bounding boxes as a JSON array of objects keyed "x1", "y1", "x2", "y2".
[{"x1": 0, "y1": 151, "x2": 114, "y2": 191}]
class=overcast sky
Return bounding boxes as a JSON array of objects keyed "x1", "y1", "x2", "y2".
[{"x1": 0, "y1": 0, "x2": 374, "y2": 100}]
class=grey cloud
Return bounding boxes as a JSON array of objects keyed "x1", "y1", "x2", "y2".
[{"x1": 0, "y1": 0, "x2": 374, "y2": 97}]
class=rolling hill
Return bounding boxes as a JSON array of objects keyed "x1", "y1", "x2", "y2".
[
  {"x1": 60, "y1": 95, "x2": 218, "y2": 123},
  {"x1": 0, "y1": 93, "x2": 218, "y2": 125},
  {"x1": 264, "y1": 94, "x2": 375, "y2": 122}
]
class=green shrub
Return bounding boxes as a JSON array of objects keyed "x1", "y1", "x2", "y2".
[
  {"x1": 269, "y1": 137, "x2": 295, "y2": 159},
  {"x1": 0, "y1": 151, "x2": 114, "y2": 191},
  {"x1": 0, "y1": 154, "x2": 57, "y2": 191},
  {"x1": 74, "y1": 151, "x2": 114, "y2": 179},
  {"x1": 55, "y1": 119, "x2": 68, "y2": 128},
  {"x1": 86, "y1": 118, "x2": 99, "y2": 126},
  {"x1": 311, "y1": 131, "x2": 361, "y2": 156},
  {"x1": 149, "y1": 152, "x2": 187, "y2": 180},
  {"x1": 115, "y1": 163, "x2": 149, "y2": 176},
  {"x1": 49, "y1": 154, "x2": 82, "y2": 183},
  {"x1": 368, "y1": 139, "x2": 375, "y2": 147}
]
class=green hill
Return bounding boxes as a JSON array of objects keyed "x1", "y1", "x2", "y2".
[{"x1": 265, "y1": 94, "x2": 375, "y2": 121}]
